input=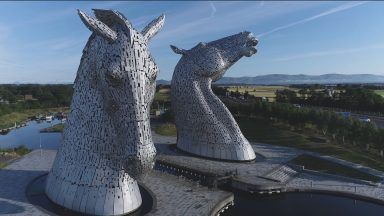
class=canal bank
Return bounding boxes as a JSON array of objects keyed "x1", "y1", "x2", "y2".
[
  {"x1": 154, "y1": 136, "x2": 384, "y2": 207},
  {"x1": 0, "y1": 119, "x2": 62, "y2": 150},
  {"x1": 2, "y1": 128, "x2": 384, "y2": 215}
]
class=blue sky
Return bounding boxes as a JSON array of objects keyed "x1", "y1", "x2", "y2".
[{"x1": 0, "y1": 1, "x2": 383, "y2": 83}]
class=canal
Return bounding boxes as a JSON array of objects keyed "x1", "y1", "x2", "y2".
[{"x1": 0, "y1": 119, "x2": 62, "y2": 150}]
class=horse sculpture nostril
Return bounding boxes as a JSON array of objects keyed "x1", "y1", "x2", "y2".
[
  {"x1": 125, "y1": 156, "x2": 147, "y2": 179},
  {"x1": 247, "y1": 37, "x2": 258, "y2": 47}
]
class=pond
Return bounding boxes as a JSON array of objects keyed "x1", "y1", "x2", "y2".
[
  {"x1": 222, "y1": 191, "x2": 384, "y2": 216},
  {"x1": 0, "y1": 119, "x2": 62, "y2": 150}
]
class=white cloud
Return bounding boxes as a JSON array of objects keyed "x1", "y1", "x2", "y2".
[
  {"x1": 152, "y1": 1, "x2": 325, "y2": 48},
  {"x1": 258, "y1": 1, "x2": 368, "y2": 37},
  {"x1": 210, "y1": 1, "x2": 217, "y2": 18}
]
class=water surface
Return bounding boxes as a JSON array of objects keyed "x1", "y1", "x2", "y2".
[
  {"x1": 222, "y1": 192, "x2": 384, "y2": 216},
  {"x1": 0, "y1": 120, "x2": 62, "y2": 150}
]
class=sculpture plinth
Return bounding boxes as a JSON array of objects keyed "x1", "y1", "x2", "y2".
[
  {"x1": 45, "y1": 9, "x2": 164, "y2": 215},
  {"x1": 171, "y1": 31, "x2": 258, "y2": 161}
]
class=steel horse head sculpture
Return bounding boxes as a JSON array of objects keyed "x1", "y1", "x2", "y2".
[
  {"x1": 46, "y1": 9, "x2": 164, "y2": 215},
  {"x1": 171, "y1": 31, "x2": 258, "y2": 161}
]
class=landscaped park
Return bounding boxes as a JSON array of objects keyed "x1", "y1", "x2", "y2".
[{"x1": 1, "y1": 1, "x2": 384, "y2": 216}]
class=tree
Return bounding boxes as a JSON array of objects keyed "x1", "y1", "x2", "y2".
[{"x1": 275, "y1": 89, "x2": 297, "y2": 103}]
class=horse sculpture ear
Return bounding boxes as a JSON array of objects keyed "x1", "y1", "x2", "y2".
[
  {"x1": 141, "y1": 14, "x2": 165, "y2": 41},
  {"x1": 92, "y1": 9, "x2": 132, "y2": 29},
  {"x1": 170, "y1": 45, "x2": 187, "y2": 55},
  {"x1": 78, "y1": 10, "x2": 117, "y2": 42}
]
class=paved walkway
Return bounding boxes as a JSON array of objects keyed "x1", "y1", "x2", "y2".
[
  {"x1": 156, "y1": 141, "x2": 302, "y2": 189},
  {"x1": 156, "y1": 135, "x2": 384, "y2": 202},
  {"x1": 0, "y1": 150, "x2": 56, "y2": 215},
  {"x1": 0, "y1": 149, "x2": 231, "y2": 215},
  {"x1": 287, "y1": 173, "x2": 384, "y2": 202},
  {"x1": 2, "y1": 131, "x2": 384, "y2": 215}
]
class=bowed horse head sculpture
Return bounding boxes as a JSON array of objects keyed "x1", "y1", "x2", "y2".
[
  {"x1": 171, "y1": 31, "x2": 258, "y2": 161},
  {"x1": 46, "y1": 9, "x2": 164, "y2": 215}
]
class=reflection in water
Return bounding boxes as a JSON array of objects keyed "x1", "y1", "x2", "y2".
[
  {"x1": 221, "y1": 191, "x2": 384, "y2": 216},
  {"x1": 0, "y1": 120, "x2": 62, "y2": 150}
]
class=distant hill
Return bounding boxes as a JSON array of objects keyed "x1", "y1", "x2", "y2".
[
  {"x1": 156, "y1": 74, "x2": 384, "y2": 85},
  {"x1": 215, "y1": 74, "x2": 384, "y2": 85},
  {"x1": 156, "y1": 79, "x2": 171, "y2": 85}
]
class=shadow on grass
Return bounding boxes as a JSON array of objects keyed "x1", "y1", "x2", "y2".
[
  {"x1": 290, "y1": 154, "x2": 381, "y2": 182},
  {"x1": 236, "y1": 116, "x2": 384, "y2": 172}
]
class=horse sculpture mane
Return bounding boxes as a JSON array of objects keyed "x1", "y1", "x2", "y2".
[
  {"x1": 45, "y1": 9, "x2": 164, "y2": 215},
  {"x1": 171, "y1": 31, "x2": 257, "y2": 161}
]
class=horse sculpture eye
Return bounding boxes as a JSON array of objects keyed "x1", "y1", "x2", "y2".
[{"x1": 106, "y1": 73, "x2": 122, "y2": 87}]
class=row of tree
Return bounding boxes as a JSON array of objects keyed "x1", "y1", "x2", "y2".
[
  {"x1": 222, "y1": 97, "x2": 384, "y2": 152},
  {"x1": 0, "y1": 84, "x2": 73, "y2": 116},
  {"x1": 276, "y1": 87, "x2": 384, "y2": 113}
]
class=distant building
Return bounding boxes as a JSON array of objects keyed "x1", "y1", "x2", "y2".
[
  {"x1": 0, "y1": 97, "x2": 9, "y2": 104},
  {"x1": 24, "y1": 94, "x2": 37, "y2": 101},
  {"x1": 325, "y1": 89, "x2": 335, "y2": 97},
  {"x1": 254, "y1": 96, "x2": 267, "y2": 102}
]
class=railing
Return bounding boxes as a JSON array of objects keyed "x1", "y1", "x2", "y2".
[{"x1": 154, "y1": 160, "x2": 235, "y2": 188}]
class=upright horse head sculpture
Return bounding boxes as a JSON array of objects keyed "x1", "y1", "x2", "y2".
[
  {"x1": 171, "y1": 31, "x2": 257, "y2": 161},
  {"x1": 46, "y1": 9, "x2": 164, "y2": 215}
]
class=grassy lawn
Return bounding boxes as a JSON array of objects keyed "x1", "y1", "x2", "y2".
[
  {"x1": 40, "y1": 123, "x2": 65, "y2": 133},
  {"x1": 237, "y1": 116, "x2": 309, "y2": 147},
  {"x1": 155, "y1": 123, "x2": 177, "y2": 136},
  {"x1": 236, "y1": 116, "x2": 384, "y2": 172},
  {"x1": 226, "y1": 85, "x2": 298, "y2": 101},
  {"x1": 290, "y1": 154, "x2": 381, "y2": 182},
  {"x1": 0, "y1": 107, "x2": 69, "y2": 130},
  {"x1": 154, "y1": 88, "x2": 171, "y2": 102},
  {"x1": 374, "y1": 90, "x2": 384, "y2": 97}
]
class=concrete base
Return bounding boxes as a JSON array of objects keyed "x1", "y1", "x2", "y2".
[{"x1": 27, "y1": 174, "x2": 153, "y2": 216}]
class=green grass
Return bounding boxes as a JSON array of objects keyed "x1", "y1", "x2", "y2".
[
  {"x1": 0, "y1": 107, "x2": 69, "y2": 130},
  {"x1": 40, "y1": 123, "x2": 65, "y2": 133},
  {"x1": 155, "y1": 123, "x2": 177, "y2": 136},
  {"x1": 226, "y1": 85, "x2": 299, "y2": 101},
  {"x1": 236, "y1": 116, "x2": 384, "y2": 172},
  {"x1": 374, "y1": 90, "x2": 384, "y2": 97},
  {"x1": 13, "y1": 145, "x2": 30, "y2": 155},
  {"x1": 0, "y1": 145, "x2": 31, "y2": 156},
  {"x1": 237, "y1": 116, "x2": 308, "y2": 147},
  {"x1": 0, "y1": 145, "x2": 30, "y2": 169},
  {"x1": 154, "y1": 89, "x2": 171, "y2": 102},
  {"x1": 290, "y1": 154, "x2": 381, "y2": 182}
]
